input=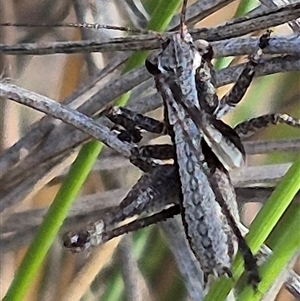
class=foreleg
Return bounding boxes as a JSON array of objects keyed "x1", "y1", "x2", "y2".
[{"x1": 102, "y1": 106, "x2": 165, "y2": 143}]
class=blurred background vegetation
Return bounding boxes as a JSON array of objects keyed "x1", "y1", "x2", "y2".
[{"x1": 0, "y1": 0, "x2": 299, "y2": 301}]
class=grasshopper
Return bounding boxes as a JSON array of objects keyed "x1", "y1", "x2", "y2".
[
  {"x1": 63, "y1": 0, "x2": 299, "y2": 290},
  {"x1": 1, "y1": 0, "x2": 300, "y2": 298}
]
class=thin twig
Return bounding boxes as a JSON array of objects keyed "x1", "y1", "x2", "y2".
[
  {"x1": 285, "y1": 269, "x2": 300, "y2": 299},
  {"x1": 2, "y1": 163, "x2": 299, "y2": 241},
  {"x1": 169, "y1": 0, "x2": 235, "y2": 28},
  {"x1": 244, "y1": 138, "x2": 300, "y2": 154},
  {"x1": 231, "y1": 162, "x2": 292, "y2": 187},
  {"x1": 0, "y1": 42, "x2": 297, "y2": 182},
  {"x1": 0, "y1": 81, "x2": 133, "y2": 158},
  {"x1": 160, "y1": 218, "x2": 205, "y2": 300},
  {"x1": 46, "y1": 138, "x2": 299, "y2": 175},
  {"x1": 0, "y1": 53, "x2": 127, "y2": 178},
  {"x1": 211, "y1": 36, "x2": 300, "y2": 58},
  {"x1": 118, "y1": 235, "x2": 145, "y2": 301},
  {"x1": 0, "y1": 54, "x2": 299, "y2": 212},
  {"x1": 1, "y1": 4, "x2": 299, "y2": 55}
]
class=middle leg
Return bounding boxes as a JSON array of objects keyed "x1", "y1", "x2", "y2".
[{"x1": 234, "y1": 113, "x2": 300, "y2": 139}]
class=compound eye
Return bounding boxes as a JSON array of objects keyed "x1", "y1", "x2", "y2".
[
  {"x1": 63, "y1": 231, "x2": 90, "y2": 250},
  {"x1": 145, "y1": 59, "x2": 161, "y2": 75}
]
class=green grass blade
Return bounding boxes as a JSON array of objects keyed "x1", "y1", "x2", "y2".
[
  {"x1": 3, "y1": 141, "x2": 103, "y2": 301},
  {"x1": 238, "y1": 203, "x2": 300, "y2": 301},
  {"x1": 204, "y1": 153, "x2": 300, "y2": 301}
]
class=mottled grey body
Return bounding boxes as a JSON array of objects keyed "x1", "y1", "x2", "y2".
[{"x1": 152, "y1": 28, "x2": 237, "y2": 281}]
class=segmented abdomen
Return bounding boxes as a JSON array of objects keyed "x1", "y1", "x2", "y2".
[{"x1": 176, "y1": 125, "x2": 233, "y2": 280}]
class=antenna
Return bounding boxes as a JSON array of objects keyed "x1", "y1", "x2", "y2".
[
  {"x1": 0, "y1": 22, "x2": 147, "y2": 34},
  {"x1": 180, "y1": 0, "x2": 188, "y2": 38}
]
